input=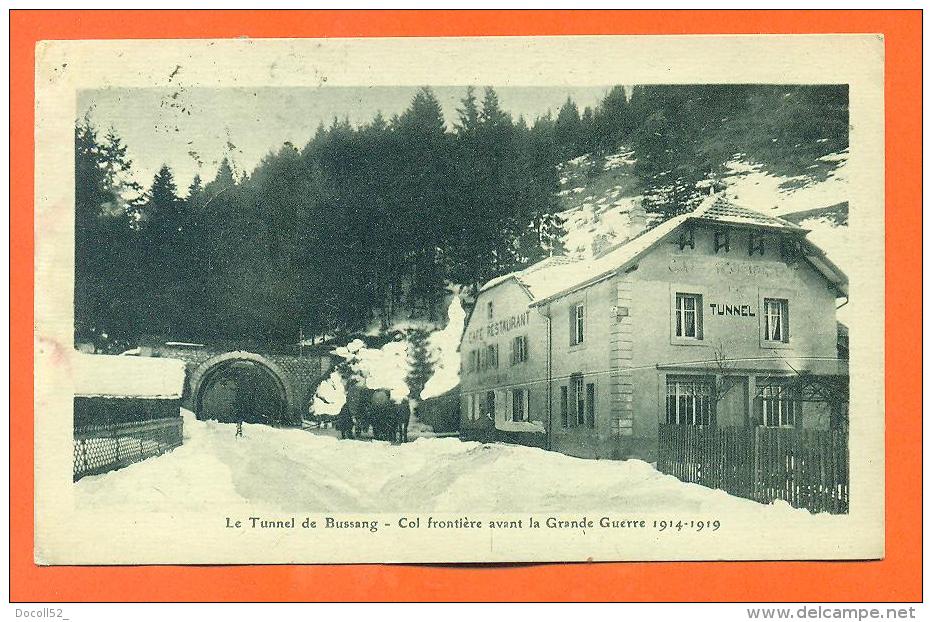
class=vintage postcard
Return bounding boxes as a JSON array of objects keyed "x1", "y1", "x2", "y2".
[{"x1": 33, "y1": 33, "x2": 884, "y2": 564}]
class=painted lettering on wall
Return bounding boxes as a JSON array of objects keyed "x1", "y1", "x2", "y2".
[
  {"x1": 709, "y1": 303, "x2": 756, "y2": 317},
  {"x1": 668, "y1": 258, "x2": 782, "y2": 280},
  {"x1": 466, "y1": 310, "x2": 531, "y2": 343},
  {"x1": 714, "y1": 261, "x2": 781, "y2": 279}
]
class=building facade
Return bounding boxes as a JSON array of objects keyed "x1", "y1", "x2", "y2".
[{"x1": 459, "y1": 199, "x2": 849, "y2": 461}]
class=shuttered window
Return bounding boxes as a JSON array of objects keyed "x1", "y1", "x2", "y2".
[
  {"x1": 485, "y1": 344, "x2": 498, "y2": 369},
  {"x1": 572, "y1": 374, "x2": 585, "y2": 426},
  {"x1": 570, "y1": 303, "x2": 585, "y2": 346},
  {"x1": 510, "y1": 335, "x2": 528, "y2": 365},
  {"x1": 675, "y1": 293, "x2": 703, "y2": 339},
  {"x1": 764, "y1": 298, "x2": 790, "y2": 343}
]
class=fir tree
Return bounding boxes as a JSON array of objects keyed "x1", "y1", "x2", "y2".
[
  {"x1": 205, "y1": 157, "x2": 236, "y2": 198},
  {"x1": 73, "y1": 119, "x2": 143, "y2": 350},
  {"x1": 405, "y1": 329, "x2": 434, "y2": 402},
  {"x1": 454, "y1": 86, "x2": 480, "y2": 136},
  {"x1": 554, "y1": 97, "x2": 582, "y2": 162}
]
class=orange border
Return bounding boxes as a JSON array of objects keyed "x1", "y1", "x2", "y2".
[{"x1": 10, "y1": 10, "x2": 921, "y2": 602}]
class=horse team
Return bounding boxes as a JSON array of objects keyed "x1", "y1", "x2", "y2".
[{"x1": 334, "y1": 384, "x2": 410, "y2": 443}]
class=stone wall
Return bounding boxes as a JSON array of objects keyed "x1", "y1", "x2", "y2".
[{"x1": 143, "y1": 343, "x2": 333, "y2": 425}]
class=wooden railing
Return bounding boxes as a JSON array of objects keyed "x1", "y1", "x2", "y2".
[{"x1": 658, "y1": 424, "x2": 849, "y2": 514}]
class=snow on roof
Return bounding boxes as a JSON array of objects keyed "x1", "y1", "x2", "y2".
[
  {"x1": 478, "y1": 255, "x2": 581, "y2": 299},
  {"x1": 479, "y1": 195, "x2": 846, "y2": 307},
  {"x1": 73, "y1": 353, "x2": 187, "y2": 399}
]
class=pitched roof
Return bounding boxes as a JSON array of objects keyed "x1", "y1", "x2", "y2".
[
  {"x1": 693, "y1": 194, "x2": 806, "y2": 231},
  {"x1": 478, "y1": 255, "x2": 582, "y2": 300},
  {"x1": 477, "y1": 195, "x2": 848, "y2": 305}
]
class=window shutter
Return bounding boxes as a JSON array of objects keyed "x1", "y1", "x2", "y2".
[
  {"x1": 569, "y1": 306, "x2": 577, "y2": 346},
  {"x1": 586, "y1": 383, "x2": 596, "y2": 428},
  {"x1": 579, "y1": 305, "x2": 585, "y2": 343},
  {"x1": 697, "y1": 294, "x2": 704, "y2": 339},
  {"x1": 782, "y1": 301, "x2": 790, "y2": 342},
  {"x1": 524, "y1": 389, "x2": 530, "y2": 422},
  {"x1": 523, "y1": 336, "x2": 529, "y2": 362},
  {"x1": 510, "y1": 338, "x2": 515, "y2": 366}
]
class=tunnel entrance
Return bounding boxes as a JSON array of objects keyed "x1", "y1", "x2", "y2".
[{"x1": 194, "y1": 359, "x2": 287, "y2": 425}]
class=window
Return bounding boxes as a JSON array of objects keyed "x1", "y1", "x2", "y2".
[
  {"x1": 758, "y1": 380, "x2": 799, "y2": 428},
  {"x1": 464, "y1": 394, "x2": 475, "y2": 421},
  {"x1": 467, "y1": 349, "x2": 479, "y2": 373},
  {"x1": 665, "y1": 376, "x2": 714, "y2": 425},
  {"x1": 486, "y1": 390, "x2": 496, "y2": 420},
  {"x1": 511, "y1": 335, "x2": 528, "y2": 365},
  {"x1": 511, "y1": 388, "x2": 529, "y2": 422},
  {"x1": 560, "y1": 386, "x2": 569, "y2": 428},
  {"x1": 675, "y1": 293, "x2": 703, "y2": 339},
  {"x1": 485, "y1": 344, "x2": 498, "y2": 369},
  {"x1": 764, "y1": 298, "x2": 789, "y2": 342},
  {"x1": 487, "y1": 300, "x2": 494, "y2": 319},
  {"x1": 572, "y1": 374, "x2": 585, "y2": 426},
  {"x1": 585, "y1": 383, "x2": 596, "y2": 428},
  {"x1": 570, "y1": 303, "x2": 585, "y2": 346}
]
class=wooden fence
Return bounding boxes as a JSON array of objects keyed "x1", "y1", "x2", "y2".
[{"x1": 657, "y1": 424, "x2": 849, "y2": 514}]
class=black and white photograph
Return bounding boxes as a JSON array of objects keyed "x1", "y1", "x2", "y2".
[{"x1": 33, "y1": 35, "x2": 885, "y2": 564}]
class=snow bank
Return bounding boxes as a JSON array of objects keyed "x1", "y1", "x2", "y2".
[
  {"x1": 73, "y1": 353, "x2": 187, "y2": 399},
  {"x1": 334, "y1": 337, "x2": 410, "y2": 402},
  {"x1": 76, "y1": 409, "x2": 848, "y2": 522},
  {"x1": 311, "y1": 369, "x2": 346, "y2": 416},
  {"x1": 325, "y1": 292, "x2": 465, "y2": 406},
  {"x1": 419, "y1": 294, "x2": 465, "y2": 400}
]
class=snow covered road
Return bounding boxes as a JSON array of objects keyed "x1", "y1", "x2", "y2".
[{"x1": 75, "y1": 410, "x2": 843, "y2": 526}]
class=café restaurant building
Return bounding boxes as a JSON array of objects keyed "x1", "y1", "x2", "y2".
[{"x1": 458, "y1": 197, "x2": 849, "y2": 460}]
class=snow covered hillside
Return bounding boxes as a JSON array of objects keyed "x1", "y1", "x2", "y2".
[
  {"x1": 556, "y1": 150, "x2": 851, "y2": 325},
  {"x1": 557, "y1": 151, "x2": 646, "y2": 258},
  {"x1": 75, "y1": 410, "x2": 844, "y2": 522},
  {"x1": 557, "y1": 149, "x2": 849, "y2": 261}
]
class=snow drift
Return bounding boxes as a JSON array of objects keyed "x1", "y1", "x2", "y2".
[{"x1": 75, "y1": 409, "x2": 845, "y2": 522}]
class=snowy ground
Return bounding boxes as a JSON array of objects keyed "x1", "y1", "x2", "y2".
[{"x1": 75, "y1": 409, "x2": 842, "y2": 527}]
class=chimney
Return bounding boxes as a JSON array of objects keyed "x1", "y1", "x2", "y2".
[{"x1": 591, "y1": 233, "x2": 611, "y2": 257}]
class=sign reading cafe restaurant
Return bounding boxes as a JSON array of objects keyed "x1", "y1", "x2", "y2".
[{"x1": 466, "y1": 310, "x2": 531, "y2": 344}]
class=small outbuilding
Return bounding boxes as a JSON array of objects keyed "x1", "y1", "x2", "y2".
[{"x1": 73, "y1": 353, "x2": 187, "y2": 480}]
